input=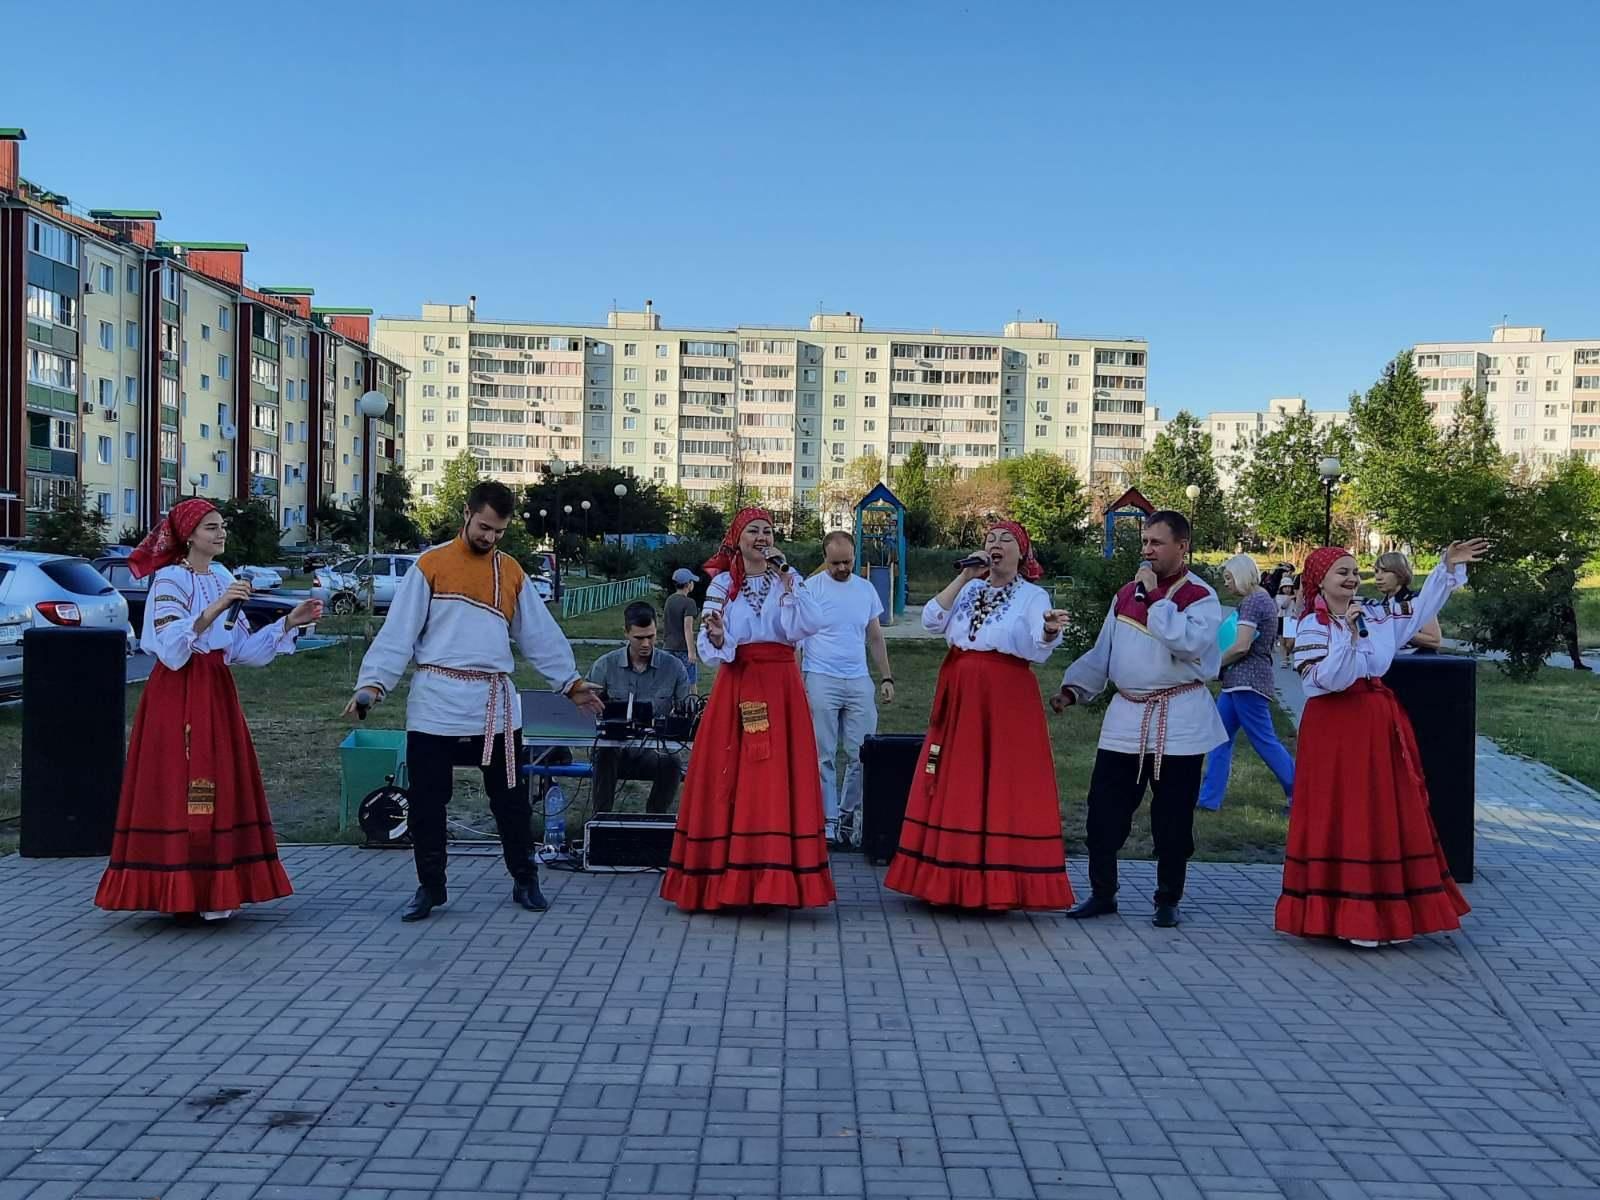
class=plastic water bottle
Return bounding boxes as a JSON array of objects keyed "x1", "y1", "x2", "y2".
[{"x1": 544, "y1": 783, "x2": 567, "y2": 849}]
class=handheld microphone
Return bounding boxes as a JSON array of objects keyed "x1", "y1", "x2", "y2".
[
  {"x1": 1133, "y1": 581, "x2": 1148, "y2": 603},
  {"x1": 353, "y1": 687, "x2": 379, "y2": 721},
  {"x1": 222, "y1": 598, "x2": 245, "y2": 631},
  {"x1": 763, "y1": 549, "x2": 787, "y2": 571},
  {"x1": 1352, "y1": 609, "x2": 1369, "y2": 639},
  {"x1": 954, "y1": 554, "x2": 989, "y2": 571}
]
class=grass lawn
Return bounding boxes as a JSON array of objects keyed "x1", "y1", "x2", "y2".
[{"x1": 1475, "y1": 660, "x2": 1600, "y2": 791}]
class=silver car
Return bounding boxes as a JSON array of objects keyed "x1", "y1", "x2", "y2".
[
  {"x1": 311, "y1": 554, "x2": 418, "y2": 614},
  {"x1": 0, "y1": 601, "x2": 30, "y2": 698},
  {"x1": 0, "y1": 552, "x2": 134, "y2": 661}
]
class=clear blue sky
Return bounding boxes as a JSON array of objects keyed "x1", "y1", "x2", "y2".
[{"x1": 6, "y1": 0, "x2": 1597, "y2": 416}]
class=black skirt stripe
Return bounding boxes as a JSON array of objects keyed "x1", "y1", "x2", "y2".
[
  {"x1": 116, "y1": 822, "x2": 275, "y2": 837},
  {"x1": 890, "y1": 846, "x2": 1066, "y2": 875},
  {"x1": 678, "y1": 829, "x2": 816, "y2": 843},
  {"x1": 105, "y1": 852, "x2": 281, "y2": 873},
  {"x1": 665, "y1": 861, "x2": 830, "y2": 875},
  {"x1": 1280, "y1": 884, "x2": 1447, "y2": 902},
  {"x1": 901, "y1": 815, "x2": 1063, "y2": 842},
  {"x1": 1285, "y1": 851, "x2": 1440, "y2": 865}
]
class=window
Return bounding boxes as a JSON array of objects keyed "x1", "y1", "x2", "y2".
[
  {"x1": 623, "y1": 343, "x2": 637, "y2": 356},
  {"x1": 1545, "y1": 404, "x2": 1559, "y2": 418},
  {"x1": 124, "y1": 432, "x2": 137, "y2": 459},
  {"x1": 127, "y1": 265, "x2": 140, "y2": 294},
  {"x1": 1513, "y1": 428, "x2": 1527, "y2": 441},
  {"x1": 653, "y1": 343, "x2": 668, "y2": 359},
  {"x1": 833, "y1": 394, "x2": 846, "y2": 408},
  {"x1": 200, "y1": 374, "x2": 211, "y2": 391},
  {"x1": 181, "y1": 288, "x2": 189, "y2": 315},
  {"x1": 863, "y1": 371, "x2": 877, "y2": 384},
  {"x1": 803, "y1": 368, "x2": 818, "y2": 383},
  {"x1": 26, "y1": 217, "x2": 78, "y2": 266},
  {"x1": 834, "y1": 346, "x2": 848, "y2": 360},
  {"x1": 284, "y1": 380, "x2": 295, "y2": 403},
  {"x1": 125, "y1": 321, "x2": 139, "y2": 349},
  {"x1": 25, "y1": 284, "x2": 76, "y2": 328},
  {"x1": 863, "y1": 395, "x2": 877, "y2": 408},
  {"x1": 1036, "y1": 353, "x2": 1050, "y2": 366},
  {"x1": 654, "y1": 393, "x2": 667, "y2": 406},
  {"x1": 219, "y1": 307, "x2": 231, "y2": 332},
  {"x1": 654, "y1": 369, "x2": 668, "y2": 382},
  {"x1": 446, "y1": 385, "x2": 461, "y2": 399},
  {"x1": 1038, "y1": 376, "x2": 1050, "y2": 390},
  {"x1": 1548, "y1": 355, "x2": 1562, "y2": 369},
  {"x1": 181, "y1": 343, "x2": 188, "y2": 367},
  {"x1": 1035, "y1": 425, "x2": 1048, "y2": 437},
  {"x1": 98, "y1": 264, "x2": 115, "y2": 294},
  {"x1": 123, "y1": 488, "x2": 136, "y2": 515},
  {"x1": 623, "y1": 367, "x2": 639, "y2": 381},
  {"x1": 97, "y1": 436, "x2": 112, "y2": 465},
  {"x1": 623, "y1": 441, "x2": 637, "y2": 455},
  {"x1": 1515, "y1": 380, "x2": 1530, "y2": 393},
  {"x1": 219, "y1": 354, "x2": 231, "y2": 381},
  {"x1": 1544, "y1": 429, "x2": 1558, "y2": 443},
  {"x1": 865, "y1": 347, "x2": 878, "y2": 360},
  {"x1": 834, "y1": 370, "x2": 848, "y2": 384},
  {"x1": 97, "y1": 321, "x2": 114, "y2": 351},
  {"x1": 201, "y1": 324, "x2": 211, "y2": 342},
  {"x1": 1515, "y1": 355, "x2": 1529, "y2": 369},
  {"x1": 447, "y1": 361, "x2": 461, "y2": 375},
  {"x1": 832, "y1": 419, "x2": 846, "y2": 431},
  {"x1": 200, "y1": 423, "x2": 211, "y2": 439},
  {"x1": 446, "y1": 409, "x2": 461, "y2": 423},
  {"x1": 97, "y1": 378, "x2": 113, "y2": 406},
  {"x1": 1035, "y1": 400, "x2": 1049, "y2": 414},
  {"x1": 422, "y1": 360, "x2": 437, "y2": 375},
  {"x1": 447, "y1": 336, "x2": 461, "y2": 349},
  {"x1": 421, "y1": 409, "x2": 436, "y2": 423},
  {"x1": 1544, "y1": 378, "x2": 1560, "y2": 392},
  {"x1": 125, "y1": 376, "x2": 137, "y2": 406},
  {"x1": 445, "y1": 434, "x2": 459, "y2": 448}
]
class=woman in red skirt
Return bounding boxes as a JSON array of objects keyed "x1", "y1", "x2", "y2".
[
  {"x1": 885, "y1": 521, "x2": 1074, "y2": 910},
  {"x1": 1275, "y1": 538, "x2": 1488, "y2": 947},
  {"x1": 95, "y1": 499, "x2": 322, "y2": 923},
  {"x1": 660, "y1": 507, "x2": 835, "y2": 911}
]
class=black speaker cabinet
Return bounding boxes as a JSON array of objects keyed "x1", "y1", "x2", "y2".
[
  {"x1": 860, "y1": 733, "x2": 926, "y2": 865},
  {"x1": 583, "y1": 813, "x2": 675, "y2": 872},
  {"x1": 1383, "y1": 653, "x2": 1475, "y2": 883},
  {"x1": 21, "y1": 627, "x2": 127, "y2": 857}
]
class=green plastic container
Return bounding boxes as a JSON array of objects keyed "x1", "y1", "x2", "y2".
[{"x1": 338, "y1": 729, "x2": 408, "y2": 831}]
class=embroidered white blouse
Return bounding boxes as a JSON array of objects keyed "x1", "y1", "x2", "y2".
[
  {"x1": 143, "y1": 563, "x2": 299, "y2": 671},
  {"x1": 922, "y1": 577, "x2": 1063, "y2": 663},
  {"x1": 697, "y1": 568, "x2": 824, "y2": 664},
  {"x1": 1293, "y1": 560, "x2": 1467, "y2": 698}
]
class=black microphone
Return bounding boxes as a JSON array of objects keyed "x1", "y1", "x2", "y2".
[
  {"x1": 1133, "y1": 581, "x2": 1148, "y2": 603},
  {"x1": 222, "y1": 598, "x2": 245, "y2": 630},
  {"x1": 764, "y1": 549, "x2": 787, "y2": 571},
  {"x1": 954, "y1": 554, "x2": 988, "y2": 571},
  {"x1": 1352, "y1": 609, "x2": 1369, "y2": 639}
]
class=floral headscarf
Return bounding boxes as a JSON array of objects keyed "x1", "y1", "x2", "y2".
[
  {"x1": 1298, "y1": 546, "x2": 1354, "y2": 624},
  {"x1": 128, "y1": 498, "x2": 217, "y2": 580},
  {"x1": 703, "y1": 507, "x2": 776, "y2": 597},
  {"x1": 989, "y1": 520, "x2": 1044, "y2": 581}
]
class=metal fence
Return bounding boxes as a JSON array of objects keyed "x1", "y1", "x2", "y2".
[{"x1": 559, "y1": 575, "x2": 655, "y2": 619}]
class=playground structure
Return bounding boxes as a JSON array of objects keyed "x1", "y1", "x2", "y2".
[
  {"x1": 1103, "y1": 486, "x2": 1154, "y2": 557},
  {"x1": 852, "y1": 483, "x2": 907, "y2": 623}
]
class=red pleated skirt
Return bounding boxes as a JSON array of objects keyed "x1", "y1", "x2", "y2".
[
  {"x1": 94, "y1": 650, "x2": 293, "y2": 914},
  {"x1": 884, "y1": 647, "x2": 1073, "y2": 911},
  {"x1": 660, "y1": 641, "x2": 836, "y2": 911},
  {"x1": 1274, "y1": 679, "x2": 1468, "y2": 941}
]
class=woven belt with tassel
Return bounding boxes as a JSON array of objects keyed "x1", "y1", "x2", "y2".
[
  {"x1": 418, "y1": 664, "x2": 517, "y2": 787},
  {"x1": 1116, "y1": 680, "x2": 1206, "y2": 781}
]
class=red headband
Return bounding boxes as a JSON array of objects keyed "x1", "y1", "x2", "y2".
[
  {"x1": 704, "y1": 506, "x2": 776, "y2": 598},
  {"x1": 989, "y1": 520, "x2": 1044, "y2": 581},
  {"x1": 128, "y1": 498, "x2": 217, "y2": 580},
  {"x1": 1299, "y1": 546, "x2": 1354, "y2": 623}
]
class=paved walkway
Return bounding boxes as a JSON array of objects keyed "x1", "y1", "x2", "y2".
[{"x1": 4, "y1": 721, "x2": 1600, "y2": 1197}]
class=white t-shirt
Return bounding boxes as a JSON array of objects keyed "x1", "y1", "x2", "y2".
[{"x1": 800, "y1": 572, "x2": 884, "y2": 679}]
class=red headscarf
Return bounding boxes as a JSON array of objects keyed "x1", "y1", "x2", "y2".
[
  {"x1": 128, "y1": 497, "x2": 217, "y2": 580},
  {"x1": 989, "y1": 520, "x2": 1044, "y2": 582},
  {"x1": 704, "y1": 507, "x2": 776, "y2": 598},
  {"x1": 1298, "y1": 545, "x2": 1354, "y2": 624}
]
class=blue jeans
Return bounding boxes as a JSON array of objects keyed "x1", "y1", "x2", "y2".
[
  {"x1": 669, "y1": 649, "x2": 697, "y2": 687},
  {"x1": 1198, "y1": 689, "x2": 1295, "y2": 811}
]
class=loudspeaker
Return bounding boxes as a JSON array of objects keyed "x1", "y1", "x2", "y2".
[
  {"x1": 1383, "y1": 653, "x2": 1475, "y2": 883},
  {"x1": 21, "y1": 627, "x2": 127, "y2": 857},
  {"x1": 583, "y1": 813, "x2": 675, "y2": 872},
  {"x1": 860, "y1": 733, "x2": 925, "y2": 865}
]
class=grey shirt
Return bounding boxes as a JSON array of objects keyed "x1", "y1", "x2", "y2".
[
  {"x1": 663, "y1": 591, "x2": 697, "y2": 653},
  {"x1": 589, "y1": 645, "x2": 691, "y2": 710}
]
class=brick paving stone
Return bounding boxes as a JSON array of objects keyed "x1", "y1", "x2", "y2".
[{"x1": 6, "y1": 714, "x2": 1600, "y2": 1198}]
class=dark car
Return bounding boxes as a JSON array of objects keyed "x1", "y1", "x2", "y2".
[{"x1": 92, "y1": 557, "x2": 299, "y2": 634}]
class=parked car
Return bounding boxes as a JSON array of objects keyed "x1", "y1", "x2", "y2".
[
  {"x1": 311, "y1": 554, "x2": 419, "y2": 614},
  {"x1": 0, "y1": 601, "x2": 30, "y2": 698},
  {"x1": 235, "y1": 565, "x2": 286, "y2": 591},
  {"x1": 99, "y1": 544, "x2": 135, "y2": 559},
  {"x1": 0, "y1": 552, "x2": 132, "y2": 657},
  {"x1": 92, "y1": 557, "x2": 298, "y2": 635}
]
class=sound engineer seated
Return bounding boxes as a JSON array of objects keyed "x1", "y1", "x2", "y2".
[{"x1": 588, "y1": 602, "x2": 692, "y2": 813}]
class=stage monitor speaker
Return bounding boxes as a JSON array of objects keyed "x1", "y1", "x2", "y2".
[
  {"x1": 583, "y1": 813, "x2": 675, "y2": 872},
  {"x1": 1383, "y1": 653, "x2": 1475, "y2": 883},
  {"x1": 21, "y1": 627, "x2": 127, "y2": 857},
  {"x1": 860, "y1": 733, "x2": 925, "y2": 865}
]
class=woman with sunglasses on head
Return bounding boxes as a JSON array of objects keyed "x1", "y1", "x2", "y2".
[
  {"x1": 884, "y1": 520, "x2": 1074, "y2": 911},
  {"x1": 660, "y1": 507, "x2": 835, "y2": 912},
  {"x1": 1275, "y1": 537, "x2": 1489, "y2": 947},
  {"x1": 94, "y1": 499, "x2": 323, "y2": 923}
]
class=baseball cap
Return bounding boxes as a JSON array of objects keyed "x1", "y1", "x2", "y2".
[{"x1": 671, "y1": 568, "x2": 698, "y2": 585}]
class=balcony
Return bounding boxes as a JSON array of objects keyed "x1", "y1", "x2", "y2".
[
  {"x1": 250, "y1": 474, "x2": 279, "y2": 499},
  {"x1": 252, "y1": 336, "x2": 279, "y2": 361},
  {"x1": 26, "y1": 383, "x2": 78, "y2": 414},
  {"x1": 160, "y1": 461, "x2": 178, "y2": 482},
  {"x1": 161, "y1": 300, "x2": 179, "y2": 323}
]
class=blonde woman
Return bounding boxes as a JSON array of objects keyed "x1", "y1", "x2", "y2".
[
  {"x1": 1373, "y1": 552, "x2": 1441, "y2": 653},
  {"x1": 1198, "y1": 555, "x2": 1295, "y2": 812}
]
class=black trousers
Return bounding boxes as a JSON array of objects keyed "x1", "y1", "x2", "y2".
[
  {"x1": 406, "y1": 731, "x2": 534, "y2": 892},
  {"x1": 591, "y1": 747, "x2": 682, "y2": 814},
  {"x1": 1085, "y1": 750, "x2": 1204, "y2": 906}
]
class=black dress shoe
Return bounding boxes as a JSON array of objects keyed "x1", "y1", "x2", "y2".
[
  {"x1": 1065, "y1": 894, "x2": 1119, "y2": 919},
  {"x1": 1153, "y1": 903, "x2": 1181, "y2": 928},
  {"x1": 511, "y1": 878, "x2": 549, "y2": 912},
  {"x1": 401, "y1": 886, "x2": 446, "y2": 922}
]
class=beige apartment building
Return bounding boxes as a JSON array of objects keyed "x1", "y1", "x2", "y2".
[
  {"x1": 378, "y1": 301, "x2": 1149, "y2": 523},
  {"x1": 1413, "y1": 325, "x2": 1600, "y2": 467},
  {"x1": 1145, "y1": 397, "x2": 1349, "y2": 490}
]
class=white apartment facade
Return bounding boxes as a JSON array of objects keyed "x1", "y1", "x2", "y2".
[
  {"x1": 1145, "y1": 397, "x2": 1348, "y2": 489},
  {"x1": 1413, "y1": 325, "x2": 1600, "y2": 467},
  {"x1": 377, "y1": 302, "x2": 1150, "y2": 517}
]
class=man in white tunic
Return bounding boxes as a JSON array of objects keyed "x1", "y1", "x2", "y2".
[
  {"x1": 1054, "y1": 510, "x2": 1225, "y2": 928},
  {"x1": 800, "y1": 531, "x2": 894, "y2": 844},
  {"x1": 348, "y1": 482, "x2": 602, "y2": 921}
]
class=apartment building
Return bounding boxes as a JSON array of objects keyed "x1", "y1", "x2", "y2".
[
  {"x1": 1413, "y1": 325, "x2": 1600, "y2": 467},
  {"x1": 378, "y1": 301, "x2": 1149, "y2": 516},
  {"x1": 0, "y1": 128, "x2": 403, "y2": 542},
  {"x1": 1145, "y1": 397, "x2": 1349, "y2": 489}
]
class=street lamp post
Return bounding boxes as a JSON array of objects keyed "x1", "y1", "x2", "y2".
[
  {"x1": 613, "y1": 482, "x2": 628, "y2": 548},
  {"x1": 358, "y1": 390, "x2": 390, "y2": 616},
  {"x1": 1318, "y1": 455, "x2": 1342, "y2": 546},
  {"x1": 547, "y1": 458, "x2": 567, "y2": 602},
  {"x1": 580, "y1": 498, "x2": 591, "y2": 541},
  {"x1": 187, "y1": 472, "x2": 201, "y2": 498}
]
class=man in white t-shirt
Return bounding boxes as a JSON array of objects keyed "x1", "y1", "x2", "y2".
[{"x1": 801, "y1": 530, "x2": 895, "y2": 843}]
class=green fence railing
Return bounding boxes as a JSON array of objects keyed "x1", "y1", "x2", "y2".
[{"x1": 559, "y1": 575, "x2": 654, "y2": 619}]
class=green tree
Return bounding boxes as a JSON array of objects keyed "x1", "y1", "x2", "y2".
[
  {"x1": 1346, "y1": 351, "x2": 1442, "y2": 536},
  {"x1": 413, "y1": 452, "x2": 482, "y2": 543},
  {"x1": 374, "y1": 468, "x2": 422, "y2": 548},
  {"x1": 818, "y1": 452, "x2": 884, "y2": 525},
  {"x1": 1133, "y1": 411, "x2": 1234, "y2": 549},
  {"x1": 683, "y1": 504, "x2": 726, "y2": 544},
  {"x1": 521, "y1": 465, "x2": 675, "y2": 539},
  {"x1": 1230, "y1": 411, "x2": 1354, "y2": 551},
  {"x1": 996, "y1": 452, "x2": 1092, "y2": 545},
  {"x1": 27, "y1": 487, "x2": 110, "y2": 559},
  {"x1": 892, "y1": 442, "x2": 936, "y2": 544},
  {"x1": 216, "y1": 498, "x2": 281, "y2": 568}
]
